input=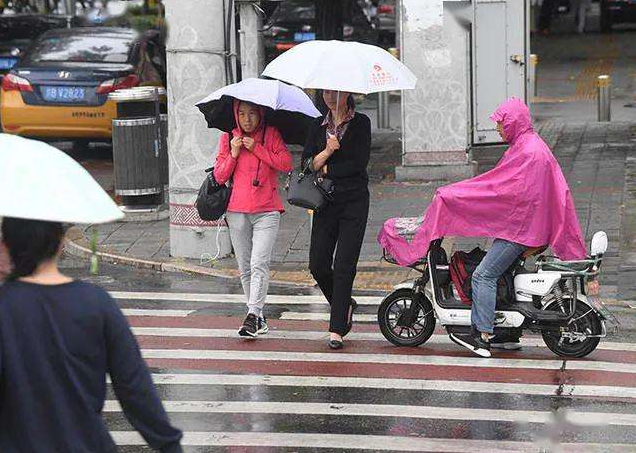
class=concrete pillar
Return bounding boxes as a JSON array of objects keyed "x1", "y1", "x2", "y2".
[
  {"x1": 238, "y1": 1, "x2": 264, "y2": 78},
  {"x1": 395, "y1": 0, "x2": 475, "y2": 182},
  {"x1": 64, "y1": 0, "x2": 76, "y2": 15},
  {"x1": 165, "y1": 0, "x2": 234, "y2": 260}
]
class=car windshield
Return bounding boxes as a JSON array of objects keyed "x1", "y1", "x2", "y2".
[
  {"x1": 27, "y1": 35, "x2": 133, "y2": 63},
  {"x1": 0, "y1": 17, "x2": 67, "y2": 42},
  {"x1": 270, "y1": 0, "x2": 315, "y2": 21}
]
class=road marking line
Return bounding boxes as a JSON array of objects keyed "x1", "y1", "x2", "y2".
[
  {"x1": 280, "y1": 312, "x2": 378, "y2": 322},
  {"x1": 104, "y1": 373, "x2": 636, "y2": 398},
  {"x1": 121, "y1": 309, "x2": 195, "y2": 317},
  {"x1": 111, "y1": 291, "x2": 380, "y2": 305},
  {"x1": 138, "y1": 349, "x2": 636, "y2": 373},
  {"x1": 110, "y1": 431, "x2": 636, "y2": 452},
  {"x1": 102, "y1": 400, "x2": 636, "y2": 426}
]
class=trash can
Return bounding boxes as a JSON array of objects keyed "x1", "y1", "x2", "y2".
[{"x1": 109, "y1": 87, "x2": 167, "y2": 211}]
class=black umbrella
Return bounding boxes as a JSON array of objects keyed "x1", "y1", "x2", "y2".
[{"x1": 195, "y1": 78, "x2": 322, "y2": 145}]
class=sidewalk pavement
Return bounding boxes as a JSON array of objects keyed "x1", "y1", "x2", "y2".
[{"x1": 66, "y1": 120, "x2": 636, "y2": 302}]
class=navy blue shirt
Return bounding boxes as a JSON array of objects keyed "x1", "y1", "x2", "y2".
[{"x1": 0, "y1": 280, "x2": 183, "y2": 453}]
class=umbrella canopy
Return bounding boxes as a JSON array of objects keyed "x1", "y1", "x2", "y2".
[
  {"x1": 196, "y1": 78, "x2": 321, "y2": 145},
  {"x1": 262, "y1": 40, "x2": 417, "y2": 94},
  {"x1": 0, "y1": 134, "x2": 124, "y2": 224}
]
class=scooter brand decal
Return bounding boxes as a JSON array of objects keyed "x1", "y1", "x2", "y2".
[{"x1": 531, "y1": 279, "x2": 545, "y2": 283}]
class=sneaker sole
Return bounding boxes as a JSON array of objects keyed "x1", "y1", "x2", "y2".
[
  {"x1": 449, "y1": 333, "x2": 492, "y2": 358},
  {"x1": 490, "y1": 342, "x2": 522, "y2": 350},
  {"x1": 257, "y1": 326, "x2": 269, "y2": 335},
  {"x1": 238, "y1": 327, "x2": 258, "y2": 338}
]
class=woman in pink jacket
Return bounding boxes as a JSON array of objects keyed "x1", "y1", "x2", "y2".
[{"x1": 214, "y1": 100, "x2": 292, "y2": 338}]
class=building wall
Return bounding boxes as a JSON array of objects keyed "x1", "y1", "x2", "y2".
[{"x1": 398, "y1": 0, "x2": 474, "y2": 180}]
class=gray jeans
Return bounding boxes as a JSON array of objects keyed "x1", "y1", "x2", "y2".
[{"x1": 226, "y1": 211, "x2": 280, "y2": 317}]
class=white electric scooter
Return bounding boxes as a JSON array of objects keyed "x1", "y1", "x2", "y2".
[{"x1": 377, "y1": 232, "x2": 618, "y2": 357}]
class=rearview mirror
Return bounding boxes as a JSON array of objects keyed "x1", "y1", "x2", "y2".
[{"x1": 591, "y1": 231, "x2": 608, "y2": 257}]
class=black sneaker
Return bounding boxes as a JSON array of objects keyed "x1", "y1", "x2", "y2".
[
  {"x1": 238, "y1": 314, "x2": 258, "y2": 338},
  {"x1": 449, "y1": 329, "x2": 492, "y2": 358},
  {"x1": 257, "y1": 316, "x2": 269, "y2": 335},
  {"x1": 489, "y1": 332, "x2": 522, "y2": 350}
]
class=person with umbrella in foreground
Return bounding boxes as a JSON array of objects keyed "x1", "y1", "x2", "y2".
[
  {"x1": 0, "y1": 134, "x2": 182, "y2": 452},
  {"x1": 197, "y1": 78, "x2": 319, "y2": 339}
]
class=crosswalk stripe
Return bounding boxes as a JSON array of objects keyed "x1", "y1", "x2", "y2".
[
  {"x1": 280, "y1": 312, "x2": 378, "y2": 321},
  {"x1": 139, "y1": 349, "x2": 636, "y2": 374},
  {"x1": 102, "y1": 400, "x2": 636, "y2": 426},
  {"x1": 129, "y1": 327, "x2": 636, "y2": 353},
  {"x1": 111, "y1": 431, "x2": 636, "y2": 452},
  {"x1": 121, "y1": 309, "x2": 195, "y2": 317},
  {"x1": 111, "y1": 291, "x2": 380, "y2": 305},
  {"x1": 140, "y1": 373, "x2": 636, "y2": 399},
  {"x1": 126, "y1": 373, "x2": 558, "y2": 395}
]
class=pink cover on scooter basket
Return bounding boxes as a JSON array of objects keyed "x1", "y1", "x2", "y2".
[{"x1": 378, "y1": 98, "x2": 587, "y2": 266}]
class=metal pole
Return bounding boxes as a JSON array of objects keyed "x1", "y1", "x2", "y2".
[
  {"x1": 529, "y1": 54, "x2": 538, "y2": 98},
  {"x1": 597, "y1": 75, "x2": 611, "y2": 122},
  {"x1": 377, "y1": 46, "x2": 399, "y2": 130},
  {"x1": 377, "y1": 91, "x2": 390, "y2": 129}
]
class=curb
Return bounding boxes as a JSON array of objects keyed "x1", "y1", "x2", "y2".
[
  {"x1": 64, "y1": 232, "x2": 309, "y2": 289},
  {"x1": 63, "y1": 228, "x2": 387, "y2": 296}
]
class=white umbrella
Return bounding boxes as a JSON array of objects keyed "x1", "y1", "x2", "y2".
[
  {"x1": 262, "y1": 40, "x2": 417, "y2": 94},
  {"x1": 0, "y1": 134, "x2": 124, "y2": 224}
]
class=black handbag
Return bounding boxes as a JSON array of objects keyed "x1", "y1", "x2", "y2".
[
  {"x1": 196, "y1": 167, "x2": 231, "y2": 221},
  {"x1": 286, "y1": 158, "x2": 334, "y2": 211}
]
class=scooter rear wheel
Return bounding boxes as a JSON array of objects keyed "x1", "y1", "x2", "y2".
[
  {"x1": 541, "y1": 301, "x2": 602, "y2": 358},
  {"x1": 378, "y1": 288, "x2": 436, "y2": 347}
]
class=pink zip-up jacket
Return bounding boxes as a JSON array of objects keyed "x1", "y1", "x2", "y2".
[{"x1": 213, "y1": 102, "x2": 292, "y2": 214}]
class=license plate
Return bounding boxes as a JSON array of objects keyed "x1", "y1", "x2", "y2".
[
  {"x1": 0, "y1": 58, "x2": 18, "y2": 70},
  {"x1": 294, "y1": 32, "x2": 315, "y2": 42},
  {"x1": 42, "y1": 86, "x2": 86, "y2": 103}
]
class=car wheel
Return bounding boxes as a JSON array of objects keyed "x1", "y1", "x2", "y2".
[{"x1": 72, "y1": 139, "x2": 91, "y2": 152}]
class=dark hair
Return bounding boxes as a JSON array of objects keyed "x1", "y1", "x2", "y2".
[
  {"x1": 316, "y1": 90, "x2": 356, "y2": 115},
  {"x1": 1, "y1": 218, "x2": 65, "y2": 280}
]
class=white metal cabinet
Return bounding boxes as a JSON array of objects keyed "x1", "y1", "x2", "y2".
[{"x1": 472, "y1": 0, "x2": 528, "y2": 145}]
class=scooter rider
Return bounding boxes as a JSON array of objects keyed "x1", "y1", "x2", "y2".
[{"x1": 448, "y1": 98, "x2": 599, "y2": 357}]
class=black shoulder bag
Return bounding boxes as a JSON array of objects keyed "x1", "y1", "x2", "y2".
[
  {"x1": 196, "y1": 135, "x2": 233, "y2": 221},
  {"x1": 286, "y1": 157, "x2": 334, "y2": 211}
]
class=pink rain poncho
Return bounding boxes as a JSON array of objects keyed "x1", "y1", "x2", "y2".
[{"x1": 378, "y1": 98, "x2": 587, "y2": 266}]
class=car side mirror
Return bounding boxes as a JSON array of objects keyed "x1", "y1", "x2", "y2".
[{"x1": 591, "y1": 231, "x2": 608, "y2": 257}]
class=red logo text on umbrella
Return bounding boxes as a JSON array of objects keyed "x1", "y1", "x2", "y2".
[{"x1": 371, "y1": 64, "x2": 397, "y2": 87}]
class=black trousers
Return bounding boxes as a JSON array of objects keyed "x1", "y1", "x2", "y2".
[{"x1": 309, "y1": 192, "x2": 370, "y2": 336}]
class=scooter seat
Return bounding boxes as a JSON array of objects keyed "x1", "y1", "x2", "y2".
[{"x1": 522, "y1": 246, "x2": 548, "y2": 259}]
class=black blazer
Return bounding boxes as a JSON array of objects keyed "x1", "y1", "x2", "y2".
[{"x1": 302, "y1": 112, "x2": 371, "y2": 196}]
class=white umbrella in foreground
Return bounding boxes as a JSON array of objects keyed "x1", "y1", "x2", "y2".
[
  {"x1": 0, "y1": 134, "x2": 123, "y2": 224},
  {"x1": 262, "y1": 40, "x2": 417, "y2": 94}
]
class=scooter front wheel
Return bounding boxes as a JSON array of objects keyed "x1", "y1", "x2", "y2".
[{"x1": 378, "y1": 288, "x2": 436, "y2": 347}]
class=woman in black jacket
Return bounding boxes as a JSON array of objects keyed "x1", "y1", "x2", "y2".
[{"x1": 302, "y1": 89, "x2": 371, "y2": 350}]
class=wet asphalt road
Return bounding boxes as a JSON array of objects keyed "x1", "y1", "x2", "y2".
[{"x1": 58, "y1": 255, "x2": 636, "y2": 452}]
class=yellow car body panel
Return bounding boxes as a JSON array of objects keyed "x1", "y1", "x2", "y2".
[{"x1": 0, "y1": 89, "x2": 117, "y2": 139}]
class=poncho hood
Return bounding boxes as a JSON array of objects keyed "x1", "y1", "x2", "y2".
[{"x1": 378, "y1": 98, "x2": 588, "y2": 266}]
